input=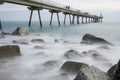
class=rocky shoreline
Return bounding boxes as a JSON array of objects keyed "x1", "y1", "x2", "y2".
[{"x1": 0, "y1": 26, "x2": 119, "y2": 80}]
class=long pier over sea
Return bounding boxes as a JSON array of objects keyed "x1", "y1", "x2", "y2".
[{"x1": 0, "y1": 0, "x2": 103, "y2": 28}]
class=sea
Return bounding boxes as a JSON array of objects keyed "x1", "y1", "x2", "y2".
[{"x1": 0, "y1": 21, "x2": 120, "y2": 80}]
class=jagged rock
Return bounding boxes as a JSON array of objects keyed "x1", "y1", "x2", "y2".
[
  {"x1": 74, "y1": 66, "x2": 110, "y2": 80},
  {"x1": 31, "y1": 39, "x2": 45, "y2": 43},
  {"x1": 12, "y1": 27, "x2": 29, "y2": 36},
  {"x1": 0, "y1": 45, "x2": 21, "y2": 57},
  {"x1": 107, "y1": 59, "x2": 120, "y2": 80},
  {"x1": 54, "y1": 39, "x2": 59, "y2": 43},
  {"x1": 43, "y1": 60, "x2": 60, "y2": 67},
  {"x1": 12, "y1": 40, "x2": 29, "y2": 45},
  {"x1": 60, "y1": 61, "x2": 88, "y2": 74},
  {"x1": 81, "y1": 34, "x2": 113, "y2": 45},
  {"x1": 64, "y1": 49, "x2": 83, "y2": 59}
]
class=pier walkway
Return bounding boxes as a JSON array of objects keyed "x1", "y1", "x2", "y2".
[{"x1": 0, "y1": 0, "x2": 103, "y2": 27}]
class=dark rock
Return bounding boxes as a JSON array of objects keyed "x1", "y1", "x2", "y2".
[
  {"x1": 31, "y1": 39, "x2": 45, "y2": 43},
  {"x1": 12, "y1": 40, "x2": 29, "y2": 45},
  {"x1": 60, "y1": 61, "x2": 88, "y2": 74},
  {"x1": 64, "y1": 49, "x2": 83, "y2": 59},
  {"x1": 54, "y1": 39, "x2": 59, "y2": 43},
  {"x1": 107, "y1": 59, "x2": 120, "y2": 80},
  {"x1": 74, "y1": 66, "x2": 110, "y2": 80},
  {"x1": 81, "y1": 34, "x2": 113, "y2": 45},
  {"x1": 12, "y1": 27, "x2": 29, "y2": 36},
  {"x1": 43, "y1": 60, "x2": 60, "y2": 67},
  {"x1": 0, "y1": 45, "x2": 21, "y2": 57}
]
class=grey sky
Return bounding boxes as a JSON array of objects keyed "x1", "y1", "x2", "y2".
[{"x1": 0, "y1": 0, "x2": 120, "y2": 22}]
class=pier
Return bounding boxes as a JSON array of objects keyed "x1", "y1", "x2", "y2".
[{"x1": 0, "y1": 0, "x2": 103, "y2": 27}]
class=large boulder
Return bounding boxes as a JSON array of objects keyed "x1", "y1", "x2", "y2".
[
  {"x1": 0, "y1": 45, "x2": 21, "y2": 57},
  {"x1": 107, "y1": 59, "x2": 120, "y2": 80},
  {"x1": 64, "y1": 49, "x2": 83, "y2": 59},
  {"x1": 12, "y1": 27, "x2": 29, "y2": 36},
  {"x1": 60, "y1": 61, "x2": 88, "y2": 74},
  {"x1": 74, "y1": 66, "x2": 110, "y2": 80},
  {"x1": 81, "y1": 34, "x2": 113, "y2": 45}
]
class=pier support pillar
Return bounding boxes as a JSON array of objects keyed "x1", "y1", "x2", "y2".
[
  {"x1": 64, "y1": 14, "x2": 66, "y2": 25},
  {"x1": 28, "y1": 7, "x2": 43, "y2": 28},
  {"x1": 72, "y1": 15, "x2": 75, "y2": 24},
  {"x1": 81, "y1": 16, "x2": 84, "y2": 24},
  {"x1": 28, "y1": 10, "x2": 33, "y2": 27},
  {"x1": 85, "y1": 17, "x2": 87, "y2": 23},
  {"x1": 49, "y1": 10, "x2": 60, "y2": 26},
  {"x1": 57, "y1": 13, "x2": 60, "y2": 26},
  {"x1": 77, "y1": 16, "x2": 80, "y2": 24},
  {"x1": 69, "y1": 14, "x2": 72, "y2": 24}
]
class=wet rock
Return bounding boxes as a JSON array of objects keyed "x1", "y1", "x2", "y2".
[
  {"x1": 12, "y1": 40, "x2": 29, "y2": 45},
  {"x1": 60, "y1": 61, "x2": 88, "y2": 74},
  {"x1": 98, "y1": 46, "x2": 110, "y2": 49},
  {"x1": 12, "y1": 27, "x2": 29, "y2": 36},
  {"x1": 74, "y1": 66, "x2": 110, "y2": 80},
  {"x1": 0, "y1": 45, "x2": 21, "y2": 57},
  {"x1": 81, "y1": 34, "x2": 113, "y2": 45},
  {"x1": 107, "y1": 59, "x2": 120, "y2": 80},
  {"x1": 64, "y1": 49, "x2": 83, "y2": 59},
  {"x1": 43, "y1": 60, "x2": 60, "y2": 67},
  {"x1": 54, "y1": 39, "x2": 59, "y2": 43},
  {"x1": 34, "y1": 45, "x2": 44, "y2": 49},
  {"x1": 31, "y1": 39, "x2": 45, "y2": 43}
]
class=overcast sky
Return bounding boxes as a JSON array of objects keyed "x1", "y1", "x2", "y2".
[{"x1": 0, "y1": 0, "x2": 120, "y2": 22}]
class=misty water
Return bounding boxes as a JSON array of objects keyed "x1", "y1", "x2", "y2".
[{"x1": 0, "y1": 21, "x2": 120, "y2": 80}]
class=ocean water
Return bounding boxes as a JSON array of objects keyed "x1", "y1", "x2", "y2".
[{"x1": 0, "y1": 21, "x2": 120, "y2": 80}]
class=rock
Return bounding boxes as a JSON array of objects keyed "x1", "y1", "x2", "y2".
[
  {"x1": 34, "y1": 46, "x2": 44, "y2": 49},
  {"x1": 107, "y1": 59, "x2": 120, "y2": 80},
  {"x1": 43, "y1": 60, "x2": 60, "y2": 67},
  {"x1": 81, "y1": 34, "x2": 113, "y2": 45},
  {"x1": 49, "y1": 73, "x2": 69, "y2": 80},
  {"x1": 0, "y1": 45, "x2": 21, "y2": 57},
  {"x1": 54, "y1": 39, "x2": 59, "y2": 43},
  {"x1": 34, "y1": 52, "x2": 47, "y2": 57},
  {"x1": 98, "y1": 46, "x2": 110, "y2": 49},
  {"x1": 60, "y1": 61, "x2": 88, "y2": 74},
  {"x1": 74, "y1": 66, "x2": 110, "y2": 80},
  {"x1": 31, "y1": 39, "x2": 45, "y2": 43},
  {"x1": 12, "y1": 40, "x2": 29, "y2": 45},
  {"x1": 82, "y1": 50, "x2": 108, "y2": 61},
  {"x1": 12, "y1": 27, "x2": 29, "y2": 36},
  {"x1": 64, "y1": 49, "x2": 83, "y2": 59}
]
